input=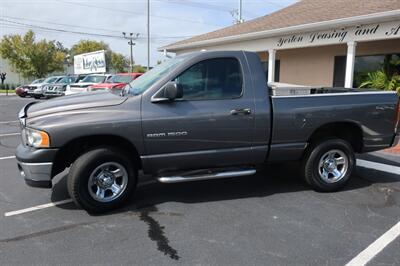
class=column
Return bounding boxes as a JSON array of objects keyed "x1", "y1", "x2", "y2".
[
  {"x1": 268, "y1": 49, "x2": 276, "y2": 83},
  {"x1": 345, "y1": 41, "x2": 357, "y2": 88}
]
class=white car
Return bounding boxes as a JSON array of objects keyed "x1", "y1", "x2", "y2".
[
  {"x1": 65, "y1": 74, "x2": 113, "y2": 95},
  {"x1": 31, "y1": 76, "x2": 64, "y2": 99}
]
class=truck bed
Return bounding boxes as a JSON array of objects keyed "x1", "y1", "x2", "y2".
[{"x1": 268, "y1": 87, "x2": 398, "y2": 161}]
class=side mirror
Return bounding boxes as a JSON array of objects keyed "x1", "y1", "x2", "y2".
[
  {"x1": 152, "y1": 82, "x2": 183, "y2": 103},
  {"x1": 164, "y1": 82, "x2": 183, "y2": 100}
]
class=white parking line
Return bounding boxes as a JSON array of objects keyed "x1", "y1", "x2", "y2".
[
  {"x1": 345, "y1": 221, "x2": 400, "y2": 266},
  {"x1": 357, "y1": 159, "x2": 400, "y2": 175},
  {"x1": 0, "y1": 120, "x2": 18, "y2": 124},
  {"x1": 0, "y1": 156, "x2": 16, "y2": 160},
  {"x1": 0, "y1": 133, "x2": 20, "y2": 137},
  {"x1": 4, "y1": 199, "x2": 74, "y2": 217}
]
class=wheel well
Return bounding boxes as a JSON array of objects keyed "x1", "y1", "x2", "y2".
[
  {"x1": 307, "y1": 122, "x2": 363, "y2": 153},
  {"x1": 51, "y1": 135, "x2": 142, "y2": 177}
]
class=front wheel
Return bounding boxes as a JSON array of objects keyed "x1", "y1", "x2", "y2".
[
  {"x1": 67, "y1": 147, "x2": 137, "y2": 213},
  {"x1": 33, "y1": 95, "x2": 41, "y2": 99},
  {"x1": 303, "y1": 138, "x2": 355, "y2": 192}
]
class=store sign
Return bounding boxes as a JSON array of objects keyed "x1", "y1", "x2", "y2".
[
  {"x1": 275, "y1": 20, "x2": 400, "y2": 49},
  {"x1": 74, "y1": 50, "x2": 106, "y2": 74}
]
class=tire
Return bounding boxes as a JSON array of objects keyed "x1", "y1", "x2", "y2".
[
  {"x1": 67, "y1": 147, "x2": 137, "y2": 213},
  {"x1": 302, "y1": 138, "x2": 355, "y2": 192},
  {"x1": 33, "y1": 95, "x2": 41, "y2": 99}
]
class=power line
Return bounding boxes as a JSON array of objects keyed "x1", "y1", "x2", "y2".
[
  {"x1": 0, "y1": 18, "x2": 126, "y2": 39},
  {"x1": 154, "y1": 0, "x2": 231, "y2": 12},
  {"x1": 0, "y1": 15, "x2": 123, "y2": 34},
  {"x1": 0, "y1": 19, "x2": 193, "y2": 40},
  {"x1": 54, "y1": 0, "x2": 223, "y2": 27}
]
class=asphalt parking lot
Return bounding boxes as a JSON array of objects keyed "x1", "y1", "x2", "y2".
[{"x1": 0, "y1": 96, "x2": 399, "y2": 265}]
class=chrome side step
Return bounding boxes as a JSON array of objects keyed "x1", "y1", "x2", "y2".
[{"x1": 157, "y1": 168, "x2": 256, "y2": 184}]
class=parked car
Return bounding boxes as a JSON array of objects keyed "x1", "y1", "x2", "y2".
[
  {"x1": 88, "y1": 73, "x2": 143, "y2": 92},
  {"x1": 43, "y1": 75, "x2": 87, "y2": 98},
  {"x1": 65, "y1": 74, "x2": 113, "y2": 95},
  {"x1": 16, "y1": 78, "x2": 45, "y2": 97},
  {"x1": 16, "y1": 51, "x2": 400, "y2": 213},
  {"x1": 32, "y1": 76, "x2": 64, "y2": 99}
]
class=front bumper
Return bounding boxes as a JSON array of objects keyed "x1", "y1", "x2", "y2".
[
  {"x1": 44, "y1": 91, "x2": 64, "y2": 97},
  {"x1": 15, "y1": 144, "x2": 59, "y2": 188},
  {"x1": 17, "y1": 162, "x2": 53, "y2": 188}
]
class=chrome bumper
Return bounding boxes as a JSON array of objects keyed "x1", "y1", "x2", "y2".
[{"x1": 17, "y1": 161, "x2": 53, "y2": 188}]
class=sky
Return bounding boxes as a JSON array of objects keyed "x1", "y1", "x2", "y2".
[{"x1": 0, "y1": 0, "x2": 297, "y2": 67}]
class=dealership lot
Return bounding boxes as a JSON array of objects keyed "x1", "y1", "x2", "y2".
[{"x1": 0, "y1": 96, "x2": 399, "y2": 265}]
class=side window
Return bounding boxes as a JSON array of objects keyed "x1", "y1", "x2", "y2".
[{"x1": 175, "y1": 58, "x2": 243, "y2": 100}]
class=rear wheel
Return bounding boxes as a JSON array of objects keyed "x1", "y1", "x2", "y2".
[
  {"x1": 303, "y1": 138, "x2": 355, "y2": 192},
  {"x1": 67, "y1": 147, "x2": 137, "y2": 213}
]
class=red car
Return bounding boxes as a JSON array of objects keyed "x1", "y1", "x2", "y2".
[{"x1": 88, "y1": 73, "x2": 143, "y2": 92}]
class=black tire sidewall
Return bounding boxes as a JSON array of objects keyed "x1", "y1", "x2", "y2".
[
  {"x1": 68, "y1": 147, "x2": 137, "y2": 213},
  {"x1": 304, "y1": 139, "x2": 355, "y2": 192}
]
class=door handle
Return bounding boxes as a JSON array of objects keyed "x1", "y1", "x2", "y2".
[{"x1": 230, "y1": 108, "x2": 252, "y2": 115}]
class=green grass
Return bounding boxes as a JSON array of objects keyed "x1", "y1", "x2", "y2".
[{"x1": 0, "y1": 89, "x2": 15, "y2": 93}]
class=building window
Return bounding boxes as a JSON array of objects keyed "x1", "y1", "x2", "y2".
[
  {"x1": 354, "y1": 54, "x2": 400, "y2": 89},
  {"x1": 333, "y1": 53, "x2": 400, "y2": 90},
  {"x1": 333, "y1": 56, "x2": 346, "y2": 87}
]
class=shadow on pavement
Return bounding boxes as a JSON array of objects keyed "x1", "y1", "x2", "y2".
[{"x1": 51, "y1": 162, "x2": 400, "y2": 213}]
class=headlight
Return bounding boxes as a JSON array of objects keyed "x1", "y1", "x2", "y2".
[{"x1": 24, "y1": 128, "x2": 50, "y2": 148}]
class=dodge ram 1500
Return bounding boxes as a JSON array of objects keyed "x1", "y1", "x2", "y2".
[{"x1": 16, "y1": 51, "x2": 400, "y2": 212}]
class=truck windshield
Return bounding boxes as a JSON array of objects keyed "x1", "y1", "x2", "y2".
[{"x1": 124, "y1": 55, "x2": 187, "y2": 96}]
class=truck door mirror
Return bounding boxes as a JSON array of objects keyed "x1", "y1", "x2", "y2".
[
  {"x1": 152, "y1": 82, "x2": 183, "y2": 103},
  {"x1": 164, "y1": 82, "x2": 183, "y2": 100}
]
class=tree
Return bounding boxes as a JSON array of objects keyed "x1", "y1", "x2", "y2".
[
  {"x1": 111, "y1": 53, "x2": 129, "y2": 73},
  {"x1": 132, "y1": 65, "x2": 147, "y2": 73},
  {"x1": 71, "y1": 40, "x2": 129, "y2": 72},
  {"x1": 70, "y1": 40, "x2": 110, "y2": 56},
  {"x1": 0, "y1": 30, "x2": 66, "y2": 78}
]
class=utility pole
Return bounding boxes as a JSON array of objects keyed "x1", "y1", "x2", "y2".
[
  {"x1": 122, "y1": 32, "x2": 139, "y2": 72},
  {"x1": 147, "y1": 0, "x2": 150, "y2": 71},
  {"x1": 231, "y1": 0, "x2": 244, "y2": 24},
  {"x1": 238, "y1": 0, "x2": 243, "y2": 24}
]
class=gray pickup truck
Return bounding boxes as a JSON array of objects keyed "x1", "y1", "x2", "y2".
[{"x1": 16, "y1": 51, "x2": 400, "y2": 212}]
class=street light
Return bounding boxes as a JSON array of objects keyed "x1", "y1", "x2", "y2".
[{"x1": 122, "y1": 32, "x2": 139, "y2": 73}]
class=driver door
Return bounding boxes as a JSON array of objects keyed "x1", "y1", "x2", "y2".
[{"x1": 141, "y1": 56, "x2": 256, "y2": 173}]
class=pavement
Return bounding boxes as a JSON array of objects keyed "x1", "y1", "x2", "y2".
[{"x1": 0, "y1": 95, "x2": 399, "y2": 265}]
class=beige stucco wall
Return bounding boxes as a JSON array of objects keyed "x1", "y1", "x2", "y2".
[
  {"x1": 276, "y1": 45, "x2": 346, "y2": 86},
  {"x1": 258, "y1": 39, "x2": 400, "y2": 87}
]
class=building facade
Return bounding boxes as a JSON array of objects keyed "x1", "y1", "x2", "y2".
[{"x1": 162, "y1": 0, "x2": 400, "y2": 88}]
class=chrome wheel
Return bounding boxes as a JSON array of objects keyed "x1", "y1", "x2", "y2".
[
  {"x1": 88, "y1": 162, "x2": 128, "y2": 202},
  {"x1": 318, "y1": 149, "x2": 348, "y2": 183}
]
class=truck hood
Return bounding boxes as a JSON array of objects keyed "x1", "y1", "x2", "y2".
[{"x1": 26, "y1": 91, "x2": 127, "y2": 118}]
